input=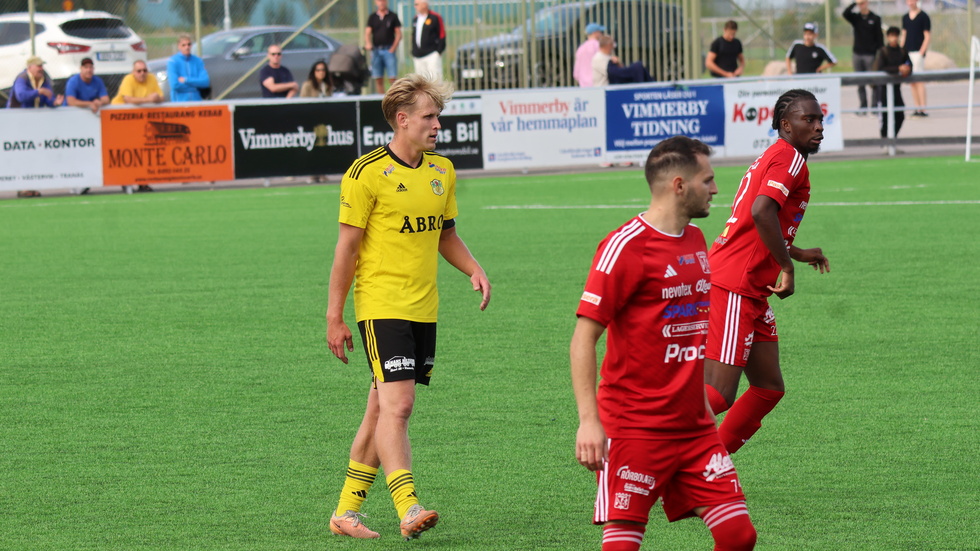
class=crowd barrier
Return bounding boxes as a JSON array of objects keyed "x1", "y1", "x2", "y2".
[{"x1": 0, "y1": 76, "x2": 844, "y2": 193}]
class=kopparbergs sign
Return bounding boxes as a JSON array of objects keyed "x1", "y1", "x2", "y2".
[
  {"x1": 233, "y1": 102, "x2": 358, "y2": 179},
  {"x1": 0, "y1": 109, "x2": 102, "y2": 191},
  {"x1": 357, "y1": 96, "x2": 484, "y2": 170}
]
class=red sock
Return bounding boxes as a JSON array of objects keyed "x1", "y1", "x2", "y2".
[
  {"x1": 602, "y1": 524, "x2": 645, "y2": 551},
  {"x1": 703, "y1": 502, "x2": 756, "y2": 551},
  {"x1": 717, "y1": 386, "x2": 784, "y2": 453},
  {"x1": 706, "y1": 384, "x2": 730, "y2": 414}
]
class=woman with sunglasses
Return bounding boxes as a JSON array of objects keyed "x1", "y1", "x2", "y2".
[{"x1": 300, "y1": 60, "x2": 333, "y2": 98}]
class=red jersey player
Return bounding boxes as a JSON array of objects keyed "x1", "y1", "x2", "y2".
[
  {"x1": 572, "y1": 136, "x2": 756, "y2": 551},
  {"x1": 704, "y1": 89, "x2": 831, "y2": 454}
]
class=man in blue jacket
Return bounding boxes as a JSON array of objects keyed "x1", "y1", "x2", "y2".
[
  {"x1": 167, "y1": 34, "x2": 211, "y2": 101},
  {"x1": 7, "y1": 56, "x2": 62, "y2": 108}
]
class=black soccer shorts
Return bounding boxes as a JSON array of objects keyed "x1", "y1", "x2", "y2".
[{"x1": 357, "y1": 319, "x2": 437, "y2": 385}]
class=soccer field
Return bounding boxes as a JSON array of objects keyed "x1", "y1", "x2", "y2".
[{"x1": 2, "y1": 155, "x2": 978, "y2": 550}]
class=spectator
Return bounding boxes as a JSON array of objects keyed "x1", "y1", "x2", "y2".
[
  {"x1": 300, "y1": 60, "x2": 332, "y2": 98},
  {"x1": 410, "y1": 0, "x2": 446, "y2": 81},
  {"x1": 260, "y1": 44, "x2": 298, "y2": 98},
  {"x1": 786, "y1": 23, "x2": 836, "y2": 74},
  {"x1": 112, "y1": 60, "x2": 164, "y2": 106},
  {"x1": 366, "y1": 0, "x2": 402, "y2": 94},
  {"x1": 574, "y1": 22, "x2": 605, "y2": 87},
  {"x1": 7, "y1": 55, "x2": 61, "y2": 198},
  {"x1": 329, "y1": 44, "x2": 369, "y2": 96},
  {"x1": 874, "y1": 26, "x2": 912, "y2": 143},
  {"x1": 167, "y1": 34, "x2": 211, "y2": 102},
  {"x1": 7, "y1": 56, "x2": 62, "y2": 109},
  {"x1": 64, "y1": 57, "x2": 109, "y2": 113},
  {"x1": 706, "y1": 20, "x2": 745, "y2": 78},
  {"x1": 843, "y1": 1, "x2": 884, "y2": 114},
  {"x1": 901, "y1": 0, "x2": 930, "y2": 117},
  {"x1": 591, "y1": 35, "x2": 654, "y2": 87}
]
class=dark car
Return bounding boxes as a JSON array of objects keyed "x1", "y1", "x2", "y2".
[
  {"x1": 147, "y1": 26, "x2": 342, "y2": 100},
  {"x1": 452, "y1": 0, "x2": 686, "y2": 91}
]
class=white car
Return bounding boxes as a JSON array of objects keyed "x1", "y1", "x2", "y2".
[{"x1": 0, "y1": 10, "x2": 146, "y2": 97}]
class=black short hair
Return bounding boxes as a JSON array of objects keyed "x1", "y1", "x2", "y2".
[
  {"x1": 724, "y1": 20, "x2": 738, "y2": 31},
  {"x1": 886, "y1": 26, "x2": 901, "y2": 37},
  {"x1": 772, "y1": 89, "x2": 817, "y2": 131},
  {"x1": 645, "y1": 136, "x2": 712, "y2": 187}
]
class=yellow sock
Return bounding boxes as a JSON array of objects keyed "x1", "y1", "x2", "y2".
[
  {"x1": 334, "y1": 460, "x2": 378, "y2": 517},
  {"x1": 386, "y1": 469, "x2": 420, "y2": 519}
]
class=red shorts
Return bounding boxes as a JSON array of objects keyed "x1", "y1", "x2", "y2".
[
  {"x1": 593, "y1": 434, "x2": 746, "y2": 524},
  {"x1": 705, "y1": 286, "x2": 777, "y2": 367}
]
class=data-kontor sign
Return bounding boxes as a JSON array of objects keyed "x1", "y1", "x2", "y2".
[
  {"x1": 0, "y1": 109, "x2": 102, "y2": 192},
  {"x1": 233, "y1": 100, "x2": 358, "y2": 179}
]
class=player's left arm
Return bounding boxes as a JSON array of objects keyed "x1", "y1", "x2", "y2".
[
  {"x1": 439, "y1": 225, "x2": 491, "y2": 310},
  {"x1": 790, "y1": 245, "x2": 830, "y2": 273}
]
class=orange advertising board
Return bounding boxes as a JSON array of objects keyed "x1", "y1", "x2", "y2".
[{"x1": 101, "y1": 105, "x2": 234, "y2": 186}]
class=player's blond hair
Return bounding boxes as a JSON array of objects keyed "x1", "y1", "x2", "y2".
[{"x1": 382, "y1": 74, "x2": 454, "y2": 130}]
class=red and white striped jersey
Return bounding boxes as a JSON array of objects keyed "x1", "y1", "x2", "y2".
[
  {"x1": 709, "y1": 139, "x2": 811, "y2": 299},
  {"x1": 576, "y1": 215, "x2": 716, "y2": 439}
]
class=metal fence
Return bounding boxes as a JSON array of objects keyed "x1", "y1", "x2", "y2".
[{"x1": 1, "y1": 0, "x2": 978, "y2": 94}]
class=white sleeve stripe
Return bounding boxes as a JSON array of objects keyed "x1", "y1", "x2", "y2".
[
  {"x1": 596, "y1": 220, "x2": 644, "y2": 274},
  {"x1": 789, "y1": 149, "x2": 805, "y2": 177}
]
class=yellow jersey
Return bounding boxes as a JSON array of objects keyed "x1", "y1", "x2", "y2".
[
  {"x1": 339, "y1": 146, "x2": 458, "y2": 323},
  {"x1": 111, "y1": 73, "x2": 163, "y2": 105}
]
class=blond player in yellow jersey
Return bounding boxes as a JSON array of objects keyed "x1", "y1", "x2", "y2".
[{"x1": 325, "y1": 74, "x2": 491, "y2": 540}]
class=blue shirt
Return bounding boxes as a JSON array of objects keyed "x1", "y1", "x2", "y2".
[
  {"x1": 167, "y1": 53, "x2": 211, "y2": 102},
  {"x1": 7, "y1": 70, "x2": 57, "y2": 108},
  {"x1": 259, "y1": 65, "x2": 294, "y2": 98},
  {"x1": 63, "y1": 73, "x2": 108, "y2": 105}
]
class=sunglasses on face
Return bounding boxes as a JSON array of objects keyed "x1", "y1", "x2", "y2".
[
  {"x1": 135, "y1": 69, "x2": 147, "y2": 73},
  {"x1": 270, "y1": 52, "x2": 282, "y2": 56}
]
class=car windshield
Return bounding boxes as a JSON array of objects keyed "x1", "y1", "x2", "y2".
[
  {"x1": 198, "y1": 32, "x2": 249, "y2": 57},
  {"x1": 60, "y1": 18, "x2": 131, "y2": 39},
  {"x1": 513, "y1": 5, "x2": 580, "y2": 36}
]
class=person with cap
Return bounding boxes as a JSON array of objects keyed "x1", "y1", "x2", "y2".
[
  {"x1": 706, "y1": 20, "x2": 745, "y2": 78},
  {"x1": 7, "y1": 56, "x2": 62, "y2": 109},
  {"x1": 7, "y1": 56, "x2": 62, "y2": 198},
  {"x1": 786, "y1": 23, "x2": 836, "y2": 75},
  {"x1": 574, "y1": 22, "x2": 606, "y2": 87},
  {"x1": 64, "y1": 57, "x2": 110, "y2": 113}
]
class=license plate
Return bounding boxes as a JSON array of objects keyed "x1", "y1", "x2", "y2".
[
  {"x1": 96, "y1": 51, "x2": 126, "y2": 62},
  {"x1": 461, "y1": 68, "x2": 484, "y2": 79}
]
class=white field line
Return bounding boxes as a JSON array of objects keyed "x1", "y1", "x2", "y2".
[{"x1": 482, "y1": 200, "x2": 980, "y2": 210}]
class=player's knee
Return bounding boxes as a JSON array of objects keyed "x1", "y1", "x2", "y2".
[{"x1": 704, "y1": 503, "x2": 756, "y2": 551}]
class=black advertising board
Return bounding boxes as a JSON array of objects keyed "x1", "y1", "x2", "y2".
[
  {"x1": 357, "y1": 95, "x2": 483, "y2": 170},
  {"x1": 233, "y1": 101, "x2": 359, "y2": 178}
]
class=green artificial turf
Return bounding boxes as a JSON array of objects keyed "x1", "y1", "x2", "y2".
[{"x1": 1, "y1": 155, "x2": 978, "y2": 550}]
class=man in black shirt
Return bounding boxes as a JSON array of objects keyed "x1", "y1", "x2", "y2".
[
  {"x1": 365, "y1": 0, "x2": 402, "y2": 94},
  {"x1": 706, "y1": 20, "x2": 744, "y2": 78},
  {"x1": 901, "y1": 0, "x2": 931, "y2": 116},
  {"x1": 843, "y1": 1, "x2": 883, "y2": 113},
  {"x1": 259, "y1": 44, "x2": 298, "y2": 98},
  {"x1": 786, "y1": 23, "x2": 836, "y2": 75}
]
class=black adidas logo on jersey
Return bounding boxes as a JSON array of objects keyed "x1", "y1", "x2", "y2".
[{"x1": 396, "y1": 183, "x2": 408, "y2": 192}]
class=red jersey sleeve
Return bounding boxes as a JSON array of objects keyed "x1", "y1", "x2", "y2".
[
  {"x1": 756, "y1": 145, "x2": 807, "y2": 208},
  {"x1": 576, "y1": 220, "x2": 646, "y2": 326}
]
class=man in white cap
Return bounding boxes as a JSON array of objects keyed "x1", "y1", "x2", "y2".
[
  {"x1": 786, "y1": 23, "x2": 836, "y2": 74},
  {"x1": 574, "y1": 22, "x2": 606, "y2": 87},
  {"x1": 7, "y1": 56, "x2": 62, "y2": 109}
]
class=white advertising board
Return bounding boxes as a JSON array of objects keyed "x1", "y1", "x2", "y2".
[
  {"x1": 481, "y1": 88, "x2": 606, "y2": 169},
  {"x1": 723, "y1": 78, "x2": 843, "y2": 158},
  {"x1": 0, "y1": 108, "x2": 102, "y2": 191}
]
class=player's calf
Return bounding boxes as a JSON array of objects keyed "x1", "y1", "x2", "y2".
[{"x1": 702, "y1": 501, "x2": 756, "y2": 551}]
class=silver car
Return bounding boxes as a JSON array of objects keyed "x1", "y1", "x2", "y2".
[{"x1": 147, "y1": 26, "x2": 342, "y2": 100}]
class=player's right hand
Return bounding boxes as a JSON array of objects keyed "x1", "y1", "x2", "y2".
[
  {"x1": 327, "y1": 320, "x2": 354, "y2": 364},
  {"x1": 576, "y1": 419, "x2": 608, "y2": 472},
  {"x1": 767, "y1": 269, "x2": 795, "y2": 299}
]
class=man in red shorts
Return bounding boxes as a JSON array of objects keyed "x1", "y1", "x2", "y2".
[
  {"x1": 704, "y1": 89, "x2": 831, "y2": 454},
  {"x1": 572, "y1": 136, "x2": 756, "y2": 551}
]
